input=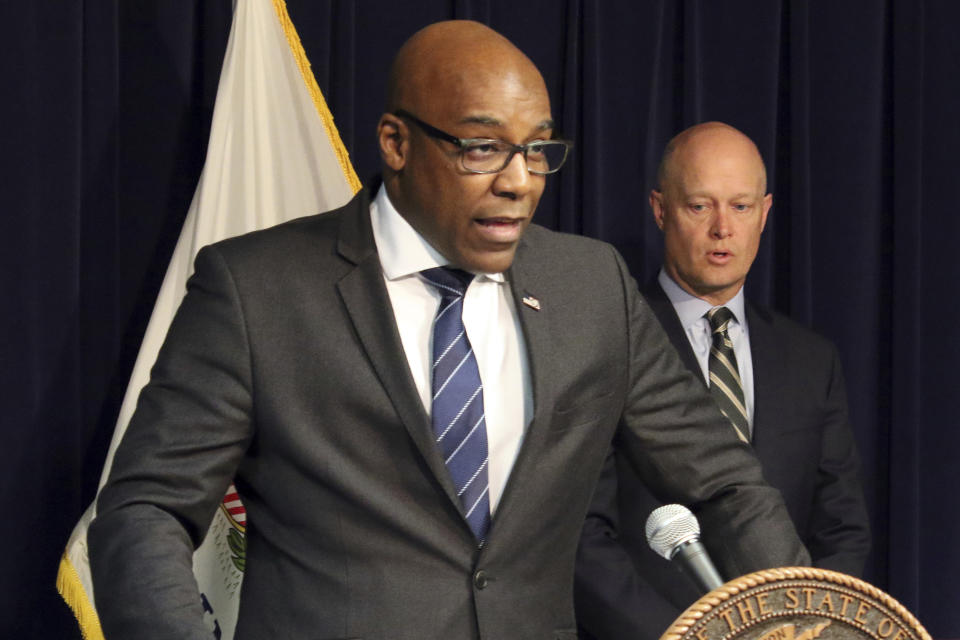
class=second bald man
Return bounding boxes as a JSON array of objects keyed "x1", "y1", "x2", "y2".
[{"x1": 575, "y1": 122, "x2": 871, "y2": 640}]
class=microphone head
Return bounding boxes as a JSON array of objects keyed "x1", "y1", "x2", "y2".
[{"x1": 645, "y1": 504, "x2": 701, "y2": 560}]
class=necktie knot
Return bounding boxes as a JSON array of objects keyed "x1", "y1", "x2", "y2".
[
  {"x1": 421, "y1": 267, "x2": 474, "y2": 299},
  {"x1": 706, "y1": 306, "x2": 735, "y2": 335}
]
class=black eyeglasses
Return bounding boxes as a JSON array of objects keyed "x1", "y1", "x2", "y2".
[{"x1": 393, "y1": 109, "x2": 572, "y2": 175}]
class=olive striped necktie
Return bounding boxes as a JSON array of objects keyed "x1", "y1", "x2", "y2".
[{"x1": 706, "y1": 307, "x2": 750, "y2": 443}]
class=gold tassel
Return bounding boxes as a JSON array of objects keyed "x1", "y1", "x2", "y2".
[
  {"x1": 270, "y1": 0, "x2": 363, "y2": 195},
  {"x1": 56, "y1": 553, "x2": 105, "y2": 640}
]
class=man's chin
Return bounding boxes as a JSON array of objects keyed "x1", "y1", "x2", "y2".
[
  {"x1": 455, "y1": 246, "x2": 519, "y2": 274},
  {"x1": 688, "y1": 278, "x2": 744, "y2": 304}
]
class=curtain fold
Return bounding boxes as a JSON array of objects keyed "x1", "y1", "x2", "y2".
[{"x1": 888, "y1": 0, "x2": 925, "y2": 610}]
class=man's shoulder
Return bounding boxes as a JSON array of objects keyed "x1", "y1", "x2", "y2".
[
  {"x1": 221, "y1": 194, "x2": 359, "y2": 248},
  {"x1": 520, "y1": 223, "x2": 618, "y2": 263},
  {"x1": 748, "y1": 301, "x2": 840, "y2": 361},
  {"x1": 513, "y1": 225, "x2": 634, "y2": 305},
  {"x1": 198, "y1": 191, "x2": 367, "y2": 270}
]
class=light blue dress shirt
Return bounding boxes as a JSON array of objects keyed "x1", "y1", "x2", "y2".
[{"x1": 657, "y1": 270, "x2": 755, "y2": 432}]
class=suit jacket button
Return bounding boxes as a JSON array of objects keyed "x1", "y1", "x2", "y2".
[{"x1": 473, "y1": 570, "x2": 488, "y2": 589}]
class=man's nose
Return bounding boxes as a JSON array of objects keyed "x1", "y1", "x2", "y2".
[
  {"x1": 711, "y1": 210, "x2": 732, "y2": 238},
  {"x1": 492, "y1": 150, "x2": 534, "y2": 199}
]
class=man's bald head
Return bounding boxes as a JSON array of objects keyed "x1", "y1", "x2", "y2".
[
  {"x1": 650, "y1": 121, "x2": 772, "y2": 305},
  {"x1": 385, "y1": 20, "x2": 546, "y2": 120},
  {"x1": 376, "y1": 21, "x2": 554, "y2": 274},
  {"x1": 656, "y1": 122, "x2": 768, "y2": 197}
]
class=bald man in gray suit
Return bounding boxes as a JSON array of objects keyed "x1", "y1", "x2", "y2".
[{"x1": 89, "y1": 27, "x2": 810, "y2": 640}]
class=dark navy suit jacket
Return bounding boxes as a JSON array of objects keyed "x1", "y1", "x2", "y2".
[{"x1": 574, "y1": 280, "x2": 871, "y2": 640}]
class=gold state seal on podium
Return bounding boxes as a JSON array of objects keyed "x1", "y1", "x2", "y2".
[{"x1": 660, "y1": 567, "x2": 930, "y2": 640}]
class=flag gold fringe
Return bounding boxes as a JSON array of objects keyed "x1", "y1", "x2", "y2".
[
  {"x1": 56, "y1": 554, "x2": 105, "y2": 640},
  {"x1": 270, "y1": 0, "x2": 363, "y2": 195}
]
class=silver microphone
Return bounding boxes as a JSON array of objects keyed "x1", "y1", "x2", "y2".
[{"x1": 646, "y1": 504, "x2": 724, "y2": 593}]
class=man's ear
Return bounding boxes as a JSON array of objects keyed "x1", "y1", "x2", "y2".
[
  {"x1": 760, "y1": 192, "x2": 773, "y2": 232},
  {"x1": 378, "y1": 113, "x2": 407, "y2": 171},
  {"x1": 650, "y1": 190, "x2": 666, "y2": 230}
]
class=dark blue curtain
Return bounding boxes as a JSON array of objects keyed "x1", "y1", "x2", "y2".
[
  {"x1": 1, "y1": 2, "x2": 232, "y2": 636},
  {"x1": 4, "y1": 1, "x2": 958, "y2": 637}
]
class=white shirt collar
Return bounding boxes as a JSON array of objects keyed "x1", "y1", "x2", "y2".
[{"x1": 369, "y1": 184, "x2": 504, "y2": 283}]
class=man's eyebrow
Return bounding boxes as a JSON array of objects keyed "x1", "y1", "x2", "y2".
[
  {"x1": 457, "y1": 116, "x2": 556, "y2": 131},
  {"x1": 460, "y1": 115, "x2": 501, "y2": 126}
]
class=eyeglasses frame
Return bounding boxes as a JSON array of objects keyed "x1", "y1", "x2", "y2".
[{"x1": 392, "y1": 109, "x2": 572, "y2": 175}]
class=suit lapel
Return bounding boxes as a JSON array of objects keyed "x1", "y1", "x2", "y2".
[
  {"x1": 481, "y1": 234, "x2": 562, "y2": 534},
  {"x1": 506, "y1": 246, "x2": 553, "y2": 451},
  {"x1": 334, "y1": 193, "x2": 463, "y2": 510},
  {"x1": 744, "y1": 302, "x2": 783, "y2": 448}
]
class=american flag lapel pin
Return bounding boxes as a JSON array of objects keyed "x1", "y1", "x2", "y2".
[{"x1": 522, "y1": 294, "x2": 541, "y2": 311}]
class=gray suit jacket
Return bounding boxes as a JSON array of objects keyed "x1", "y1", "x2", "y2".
[
  {"x1": 574, "y1": 281, "x2": 870, "y2": 640},
  {"x1": 89, "y1": 191, "x2": 809, "y2": 640}
]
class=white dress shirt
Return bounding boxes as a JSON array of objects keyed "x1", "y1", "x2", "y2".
[
  {"x1": 369, "y1": 185, "x2": 532, "y2": 513},
  {"x1": 657, "y1": 269, "x2": 755, "y2": 431}
]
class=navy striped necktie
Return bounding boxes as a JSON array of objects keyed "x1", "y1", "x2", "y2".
[{"x1": 421, "y1": 267, "x2": 491, "y2": 543}]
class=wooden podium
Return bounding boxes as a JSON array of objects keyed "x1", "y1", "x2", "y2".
[{"x1": 660, "y1": 568, "x2": 930, "y2": 640}]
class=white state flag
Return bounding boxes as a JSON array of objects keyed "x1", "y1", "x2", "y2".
[{"x1": 57, "y1": 0, "x2": 360, "y2": 637}]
